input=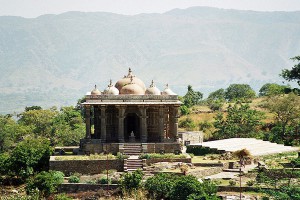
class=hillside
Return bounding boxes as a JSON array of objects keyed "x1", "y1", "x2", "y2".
[{"x1": 1, "y1": 7, "x2": 300, "y2": 114}]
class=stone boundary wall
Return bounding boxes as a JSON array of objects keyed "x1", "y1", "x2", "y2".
[
  {"x1": 145, "y1": 158, "x2": 191, "y2": 166},
  {"x1": 188, "y1": 167, "x2": 223, "y2": 178},
  {"x1": 146, "y1": 143, "x2": 181, "y2": 153},
  {"x1": 58, "y1": 183, "x2": 119, "y2": 193},
  {"x1": 49, "y1": 157, "x2": 123, "y2": 175},
  {"x1": 193, "y1": 163, "x2": 224, "y2": 167},
  {"x1": 218, "y1": 186, "x2": 269, "y2": 192}
]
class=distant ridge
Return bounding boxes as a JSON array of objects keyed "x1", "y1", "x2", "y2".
[{"x1": 0, "y1": 6, "x2": 300, "y2": 113}]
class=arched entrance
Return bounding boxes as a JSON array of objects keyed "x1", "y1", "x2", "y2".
[{"x1": 124, "y1": 113, "x2": 140, "y2": 142}]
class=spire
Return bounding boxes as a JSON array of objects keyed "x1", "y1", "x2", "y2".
[
  {"x1": 150, "y1": 80, "x2": 155, "y2": 87},
  {"x1": 165, "y1": 83, "x2": 169, "y2": 89},
  {"x1": 94, "y1": 85, "x2": 97, "y2": 89},
  {"x1": 108, "y1": 79, "x2": 113, "y2": 87}
]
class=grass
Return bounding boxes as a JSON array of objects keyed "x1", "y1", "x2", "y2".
[
  {"x1": 55, "y1": 153, "x2": 116, "y2": 160},
  {"x1": 139, "y1": 153, "x2": 187, "y2": 159},
  {"x1": 192, "y1": 155, "x2": 237, "y2": 163}
]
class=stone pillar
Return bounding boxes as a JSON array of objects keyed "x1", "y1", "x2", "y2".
[
  {"x1": 139, "y1": 106, "x2": 148, "y2": 143},
  {"x1": 85, "y1": 105, "x2": 91, "y2": 139},
  {"x1": 158, "y1": 106, "x2": 165, "y2": 142},
  {"x1": 117, "y1": 106, "x2": 125, "y2": 142},
  {"x1": 94, "y1": 106, "x2": 100, "y2": 139},
  {"x1": 173, "y1": 106, "x2": 179, "y2": 140},
  {"x1": 100, "y1": 106, "x2": 107, "y2": 142}
]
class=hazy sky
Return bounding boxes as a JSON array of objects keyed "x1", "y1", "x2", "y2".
[{"x1": 1, "y1": 0, "x2": 300, "y2": 18}]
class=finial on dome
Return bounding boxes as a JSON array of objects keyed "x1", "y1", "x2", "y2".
[
  {"x1": 94, "y1": 85, "x2": 97, "y2": 89},
  {"x1": 128, "y1": 68, "x2": 133, "y2": 77},
  {"x1": 150, "y1": 80, "x2": 155, "y2": 87},
  {"x1": 108, "y1": 79, "x2": 113, "y2": 87},
  {"x1": 165, "y1": 83, "x2": 169, "y2": 89},
  {"x1": 130, "y1": 76, "x2": 133, "y2": 83}
]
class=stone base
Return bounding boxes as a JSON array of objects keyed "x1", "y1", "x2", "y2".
[{"x1": 80, "y1": 139, "x2": 181, "y2": 154}]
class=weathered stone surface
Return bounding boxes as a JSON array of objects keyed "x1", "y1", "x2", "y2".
[{"x1": 49, "y1": 158, "x2": 123, "y2": 175}]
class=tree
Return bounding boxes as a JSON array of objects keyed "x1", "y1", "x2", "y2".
[
  {"x1": 9, "y1": 137, "x2": 53, "y2": 179},
  {"x1": 213, "y1": 103, "x2": 264, "y2": 139},
  {"x1": 259, "y1": 83, "x2": 290, "y2": 97},
  {"x1": 265, "y1": 93, "x2": 300, "y2": 143},
  {"x1": 183, "y1": 85, "x2": 203, "y2": 108},
  {"x1": 208, "y1": 88, "x2": 225, "y2": 101},
  {"x1": 281, "y1": 56, "x2": 300, "y2": 86},
  {"x1": 225, "y1": 84, "x2": 256, "y2": 102}
]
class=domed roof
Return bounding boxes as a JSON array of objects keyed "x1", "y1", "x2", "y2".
[
  {"x1": 103, "y1": 80, "x2": 119, "y2": 95},
  {"x1": 162, "y1": 84, "x2": 177, "y2": 95},
  {"x1": 145, "y1": 80, "x2": 161, "y2": 95},
  {"x1": 91, "y1": 85, "x2": 101, "y2": 95},
  {"x1": 120, "y1": 77, "x2": 145, "y2": 95},
  {"x1": 115, "y1": 68, "x2": 146, "y2": 92}
]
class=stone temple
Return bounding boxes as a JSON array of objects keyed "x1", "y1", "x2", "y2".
[{"x1": 80, "y1": 68, "x2": 182, "y2": 154}]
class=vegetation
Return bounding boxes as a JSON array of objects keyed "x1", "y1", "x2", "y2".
[
  {"x1": 281, "y1": 56, "x2": 300, "y2": 86},
  {"x1": 225, "y1": 84, "x2": 256, "y2": 102},
  {"x1": 139, "y1": 153, "x2": 186, "y2": 159},
  {"x1": 259, "y1": 83, "x2": 289, "y2": 97},
  {"x1": 120, "y1": 169, "x2": 144, "y2": 193}
]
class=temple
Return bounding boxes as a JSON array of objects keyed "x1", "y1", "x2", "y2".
[{"x1": 80, "y1": 68, "x2": 182, "y2": 154}]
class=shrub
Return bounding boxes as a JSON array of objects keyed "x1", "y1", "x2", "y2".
[
  {"x1": 138, "y1": 153, "x2": 186, "y2": 159},
  {"x1": 68, "y1": 175, "x2": 80, "y2": 183},
  {"x1": 229, "y1": 180, "x2": 236, "y2": 186},
  {"x1": 246, "y1": 180, "x2": 255, "y2": 186},
  {"x1": 96, "y1": 177, "x2": 111, "y2": 184},
  {"x1": 170, "y1": 175, "x2": 203, "y2": 200},
  {"x1": 26, "y1": 171, "x2": 64, "y2": 197},
  {"x1": 179, "y1": 117, "x2": 196, "y2": 131},
  {"x1": 54, "y1": 194, "x2": 72, "y2": 200},
  {"x1": 186, "y1": 146, "x2": 220, "y2": 156},
  {"x1": 120, "y1": 169, "x2": 144, "y2": 193},
  {"x1": 116, "y1": 152, "x2": 129, "y2": 160},
  {"x1": 145, "y1": 173, "x2": 178, "y2": 199}
]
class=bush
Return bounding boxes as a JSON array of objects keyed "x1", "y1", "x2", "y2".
[
  {"x1": 54, "y1": 194, "x2": 72, "y2": 200},
  {"x1": 179, "y1": 117, "x2": 196, "y2": 130},
  {"x1": 68, "y1": 175, "x2": 80, "y2": 183},
  {"x1": 26, "y1": 171, "x2": 64, "y2": 197},
  {"x1": 170, "y1": 175, "x2": 203, "y2": 200},
  {"x1": 120, "y1": 169, "x2": 144, "y2": 193},
  {"x1": 96, "y1": 177, "x2": 111, "y2": 184},
  {"x1": 116, "y1": 152, "x2": 129, "y2": 160},
  {"x1": 145, "y1": 173, "x2": 178, "y2": 199},
  {"x1": 246, "y1": 180, "x2": 255, "y2": 186},
  {"x1": 186, "y1": 146, "x2": 220, "y2": 156},
  {"x1": 229, "y1": 180, "x2": 236, "y2": 186}
]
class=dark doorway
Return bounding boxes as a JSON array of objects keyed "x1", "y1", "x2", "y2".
[{"x1": 124, "y1": 113, "x2": 140, "y2": 141}]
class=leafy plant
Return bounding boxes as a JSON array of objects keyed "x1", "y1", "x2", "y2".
[
  {"x1": 68, "y1": 175, "x2": 80, "y2": 183},
  {"x1": 120, "y1": 169, "x2": 144, "y2": 193}
]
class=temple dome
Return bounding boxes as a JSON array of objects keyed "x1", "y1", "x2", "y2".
[
  {"x1": 115, "y1": 68, "x2": 146, "y2": 92},
  {"x1": 162, "y1": 84, "x2": 177, "y2": 95},
  {"x1": 120, "y1": 77, "x2": 145, "y2": 95},
  {"x1": 91, "y1": 85, "x2": 101, "y2": 95},
  {"x1": 145, "y1": 80, "x2": 161, "y2": 95},
  {"x1": 103, "y1": 80, "x2": 119, "y2": 95}
]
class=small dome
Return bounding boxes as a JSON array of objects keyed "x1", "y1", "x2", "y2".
[
  {"x1": 162, "y1": 84, "x2": 177, "y2": 95},
  {"x1": 145, "y1": 80, "x2": 161, "y2": 95},
  {"x1": 115, "y1": 68, "x2": 146, "y2": 92},
  {"x1": 103, "y1": 80, "x2": 119, "y2": 95},
  {"x1": 120, "y1": 77, "x2": 145, "y2": 95},
  {"x1": 91, "y1": 85, "x2": 101, "y2": 95}
]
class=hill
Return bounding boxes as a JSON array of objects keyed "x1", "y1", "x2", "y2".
[{"x1": 1, "y1": 7, "x2": 300, "y2": 114}]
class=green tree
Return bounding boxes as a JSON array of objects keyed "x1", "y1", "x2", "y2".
[
  {"x1": 10, "y1": 137, "x2": 53, "y2": 178},
  {"x1": 183, "y1": 85, "x2": 203, "y2": 108},
  {"x1": 281, "y1": 56, "x2": 300, "y2": 86},
  {"x1": 259, "y1": 83, "x2": 289, "y2": 97},
  {"x1": 213, "y1": 103, "x2": 264, "y2": 139},
  {"x1": 225, "y1": 84, "x2": 256, "y2": 102},
  {"x1": 208, "y1": 88, "x2": 225, "y2": 101},
  {"x1": 265, "y1": 93, "x2": 300, "y2": 142},
  {"x1": 26, "y1": 171, "x2": 64, "y2": 197}
]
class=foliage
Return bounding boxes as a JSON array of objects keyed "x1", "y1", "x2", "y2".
[
  {"x1": 208, "y1": 99, "x2": 224, "y2": 111},
  {"x1": 233, "y1": 148, "x2": 252, "y2": 160},
  {"x1": 229, "y1": 180, "x2": 236, "y2": 186},
  {"x1": 139, "y1": 153, "x2": 186, "y2": 159},
  {"x1": 96, "y1": 177, "x2": 111, "y2": 184},
  {"x1": 213, "y1": 103, "x2": 264, "y2": 139},
  {"x1": 120, "y1": 169, "x2": 144, "y2": 193},
  {"x1": 26, "y1": 171, "x2": 64, "y2": 197},
  {"x1": 145, "y1": 173, "x2": 178, "y2": 199},
  {"x1": 225, "y1": 84, "x2": 256, "y2": 102},
  {"x1": 68, "y1": 175, "x2": 80, "y2": 183},
  {"x1": 179, "y1": 117, "x2": 197, "y2": 131},
  {"x1": 54, "y1": 153, "x2": 116, "y2": 160},
  {"x1": 0, "y1": 153, "x2": 11, "y2": 175},
  {"x1": 281, "y1": 56, "x2": 300, "y2": 86},
  {"x1": 116, "y1": 152, "x2": 129, "y2": 160},
  {"x1": 259, "y1": 83, "x2": 289, "y2": 96},
  {"x1": 208, "y1": 89, "x2": 226, "y2": 101},
  {"x1": 183, "y1": 85, "x2": 203, "y2": 108},
  {"x1": 186, "y1": 146, "x2": 220, "y2": 156},
  {"x1": 264, "y1": 93, "x2": 300, "y2": 144},
  {"x1": 9, "y1": 137, "x2": 53, "y2": 179},
  {"x1": 180, "y1": 105, "x2": 190, "y2": 115},
  {"x1": 54, "y1": 194, "x2": 72, "y2": 200}
]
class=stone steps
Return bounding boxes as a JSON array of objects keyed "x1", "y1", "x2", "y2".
[
  {"x1": 123, "y1": 143, "x2": 142, "y2": 156},
  {"x1": 124, "y1": 158, "x2": 143, "y2": 172}
]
